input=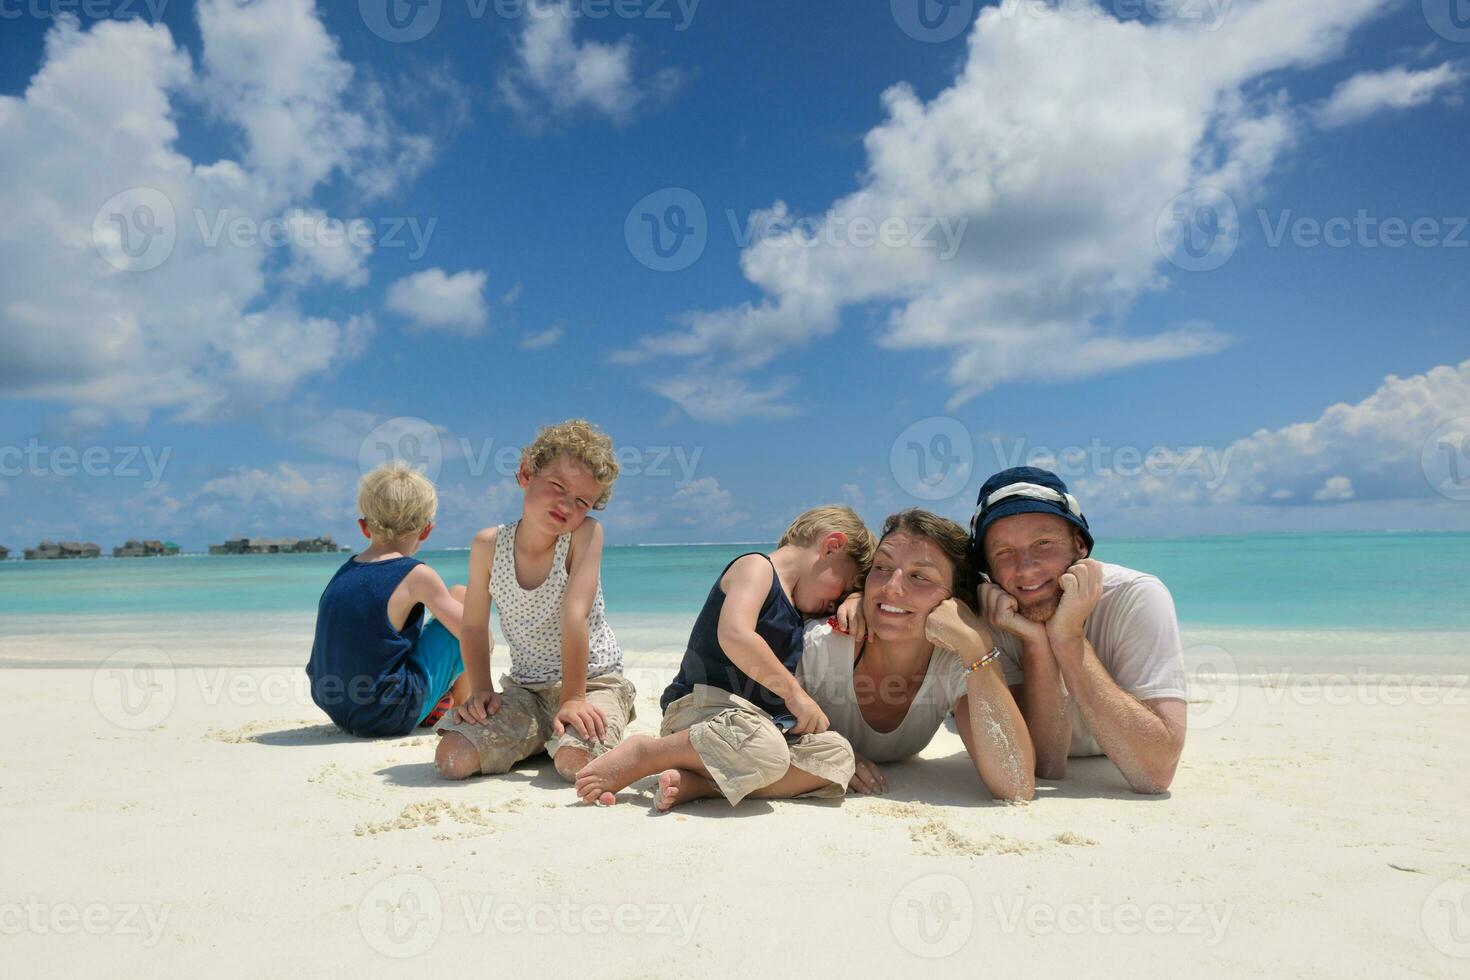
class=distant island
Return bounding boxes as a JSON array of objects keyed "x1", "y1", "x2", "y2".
[
  {"x1": 23, "y1": 540, "x2": 102, "y2": 560},
  {"x1": 114, "y1": 539, "x2": 181, "y2": 558},
  {"x1": 208, "y1": 536, "x2": 348, "y2": 555},
  {"x1": 0, "y1": 536, "x2": 348, "y2": 560}
]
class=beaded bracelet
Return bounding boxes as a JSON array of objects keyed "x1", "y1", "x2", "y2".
[{"x1": 963, "y1": 647, "x2": 1003, "y2": 675}]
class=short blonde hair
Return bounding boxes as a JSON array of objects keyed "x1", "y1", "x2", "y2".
[
  {"x1": 778, "y1": 505, "x2": 877, "y2": 571},
  {"x1": 358, "y1": 462, "x2": 437, "y2": 539},
  {"x1": 520, "y1": 419, "x2": 620, "y2": 509}
]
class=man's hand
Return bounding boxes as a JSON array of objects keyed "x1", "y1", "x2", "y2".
[
  {"x1": 979, "y1": 581, "x2": 1048, "y2": 646},
  {"x1": 834, "y1": 591, "x2": 867, "y2": 640},
  {"x1": 784, "y1": 686, "x2": 830, "y2": 736},
  {"x1": 454, "y1": 689, "x2": 502, "y2": 725},
  {"x1": 1048, "y1": 558, "x2": 1104, "y2": 642},
  {"x1": 848, "y1": 752, "x2": 887, "y2": 794},
  {"x1": 924, "y1": 597, "x2": 994, "y2": 656},
  {"x1": 553, "y1": 698, "x2": 608, "y2": 744}
]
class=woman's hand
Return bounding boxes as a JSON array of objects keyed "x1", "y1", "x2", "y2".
[
  {"x1": 924, "y1": 597, "x2": 994, "y2": 656},
  {"x1": 848, "y1": 752, "x2": 887, "y2": 795}
]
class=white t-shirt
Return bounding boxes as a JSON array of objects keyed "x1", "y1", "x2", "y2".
[
  {"x1": 798, "y1": 620, "x2": 969, "y2": 763},
  {"x1": 993, "y1": 561, "x2": 1186, "y2": 757}
]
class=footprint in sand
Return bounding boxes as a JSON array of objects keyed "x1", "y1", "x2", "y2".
[
  {"x1": 354, "y1": 799, "x2": 498, "y2": 837},
  {"x1": 307, "y1": 762, "x2": 377, "y2": 802}
]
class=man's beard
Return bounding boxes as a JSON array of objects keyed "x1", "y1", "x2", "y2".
[{"x1": 1018, "y1": 594, "x2": 1061, "y2": 624}]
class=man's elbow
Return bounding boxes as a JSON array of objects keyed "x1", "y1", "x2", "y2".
[{"x1": 1128, "y1": 758, "x2": 1180, "y2": 795}]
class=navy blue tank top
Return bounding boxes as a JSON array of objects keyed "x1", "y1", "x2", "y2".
[
  {"x1": 306, "y1": 555, "x2": 427, "y2": 737},
  {"x1": 660, "y1": 553, "x2": 804, "y2": 718}
]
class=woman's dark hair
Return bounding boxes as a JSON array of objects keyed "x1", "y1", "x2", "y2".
[{"x1": 866, "y1": 508, "x2": 977, "y2": 611}]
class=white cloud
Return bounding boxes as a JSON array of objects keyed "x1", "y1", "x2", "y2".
[
  {"x1": 199, "y1": 462, "x2": 353, "y2": 521},
  {"x1": 1316, "y1": 62, "x2": 1465, "y2": 129},
  {"x1": 1075, "y1": 357, "x2": 1470, "y2": 509},
  {"x1": 0, "y1": 3, "x2": 429, "y2": 422},
  {"x1": 498, "y1": 0, "x2": 682, "y2": 125},
  {"x1": 519, "y1": 326, "x2": 563, "y2": 350},
  {"x1": 197, "y1": 0, "x2": 429, "y2": 203},
  {"x1": 281, "y1": 208, "x2": 372, "y2": 288},
  {"x1": 650, "y1": 375, "x2": 799, "y2": 424},
  {"x1": 501, "y1": 281, "x2": 524, "y2": 305},
  {"x1": 1312, "y1": 475, "x2": 1355, "y2": 501},
  {"x1": 623, "y1": 0, "x2": 1391, "y2": 409},
  {"x1": 611, "y1": 477, "x2": 746, "y2": 532},
  {"x1": 385, "y1": 268, "x2": 490, "y2": 335}
]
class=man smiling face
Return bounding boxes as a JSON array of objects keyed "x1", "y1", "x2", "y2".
[{"x1": 982, "y1": 512, "x2": 1090, "y2": 623}]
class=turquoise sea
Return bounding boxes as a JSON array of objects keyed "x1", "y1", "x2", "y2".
[{"x1": 1, "y1": 530, "x2": 1467, "y2": 631}]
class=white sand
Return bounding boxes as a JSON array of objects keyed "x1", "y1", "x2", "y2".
[{"x1": 2, "y1": 628, "x2": 1468, "y2": 977}]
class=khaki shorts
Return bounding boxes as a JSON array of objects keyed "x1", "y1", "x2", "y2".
[
  {"x1": 435, "y1": 672, "x2": 636, "y2": 775},
  {"x1": 661, "y1": 685, "x2": 854, "y2": 805}
]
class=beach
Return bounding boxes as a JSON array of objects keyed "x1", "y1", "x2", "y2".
[{"x1": 2, "y1": 619, "x2": 1467, "y2": 977}]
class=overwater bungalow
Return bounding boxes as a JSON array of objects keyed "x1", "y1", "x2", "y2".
[
  {"x1": 113, "y1": 539, "x2": 181, "y2": 558},
  {"x1": 208, "y1": 535, "x2": 345, "y2": 555},
  {"x1": 24, "y1": 540, "x2": 102, "y2": 560}
]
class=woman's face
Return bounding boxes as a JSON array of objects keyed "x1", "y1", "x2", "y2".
[{"x1": 861, "y1": 531, "x2": 955, "y2": 642}]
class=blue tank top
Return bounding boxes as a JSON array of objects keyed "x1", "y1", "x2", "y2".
[
  {"x1": 306, "y1": 555, "x2": 427, "y2": 736},
  {"x1": 660, "y1": 553, "x2": 804, "y2": 718}
]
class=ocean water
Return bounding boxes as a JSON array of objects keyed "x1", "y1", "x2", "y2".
[{"x1": 0, "y1": 531, "x2": 1467, "y2": 631}]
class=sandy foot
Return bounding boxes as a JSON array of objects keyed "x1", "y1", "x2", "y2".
[{"x1": 573, "y1": 734, "x2": 658, "y2": 805}]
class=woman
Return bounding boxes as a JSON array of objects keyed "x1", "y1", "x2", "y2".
[{"x1": 802, "y1": 509, "x2": 1035, "y2": 801}]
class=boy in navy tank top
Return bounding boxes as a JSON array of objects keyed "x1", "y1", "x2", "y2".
[
  {"x1": 574, "y1": 507, "x2": 876, "y2": 809},
  {"x1": 306, "y1": 463, "x2": 470, "y2": 737}
]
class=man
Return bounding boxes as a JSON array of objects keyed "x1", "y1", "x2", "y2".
[{"x1": 971, "y1": 466, "x2": 1187, "y2": 793}]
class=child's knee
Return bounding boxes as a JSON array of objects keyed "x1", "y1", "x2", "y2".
[
  {"x1": 553, "y1": 746, "x2": 592, "y2": 782},
  {"x1": 448, "y1": 583, "x2": 467, "y2": 602},
  {"x1": 435, "y1": 732, "x2": 483, "y2": 779}
]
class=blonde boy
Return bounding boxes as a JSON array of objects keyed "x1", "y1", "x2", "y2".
[
  {"x1": 306, "y1": 462, "x2": 469, "y2": 737},
  {"x1": 574, "y1": 506, "x2": 876, "y2": 809},
  {"x1": 435, "y1": 420, "x2": 635, "y2": 783}
]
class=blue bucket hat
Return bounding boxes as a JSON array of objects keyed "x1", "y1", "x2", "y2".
[{"x1": 968, "y1": 466, "x2": 1094, "y2": 572}]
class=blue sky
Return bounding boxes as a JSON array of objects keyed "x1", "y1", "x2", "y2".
[{"x1": 1, "y1": 0, "x2": 1468, "y2": 551}]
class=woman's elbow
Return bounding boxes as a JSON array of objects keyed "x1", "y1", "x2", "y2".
[{"x1": 989, "y1": 775, "x2": 1035, "y2": 803}]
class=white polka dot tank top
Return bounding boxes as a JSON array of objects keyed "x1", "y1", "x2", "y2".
[{"x1": 493, "y1": 520, "x2": 622, "y2": 685}]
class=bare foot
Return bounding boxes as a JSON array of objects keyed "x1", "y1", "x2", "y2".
[
  {"x1": 655, "y1": 769, "x2": 718, "y2": 812},
  {"x1": 573, "y1": 734, "x2": 659, "y2": 805},
  {"x1": 553, "y1": 746, "x2": 591, "y2": 783}
]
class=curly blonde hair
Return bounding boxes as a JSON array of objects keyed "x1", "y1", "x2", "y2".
[{"x1": 520, "y1": 419, "x2": 620, "y2": 509}]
